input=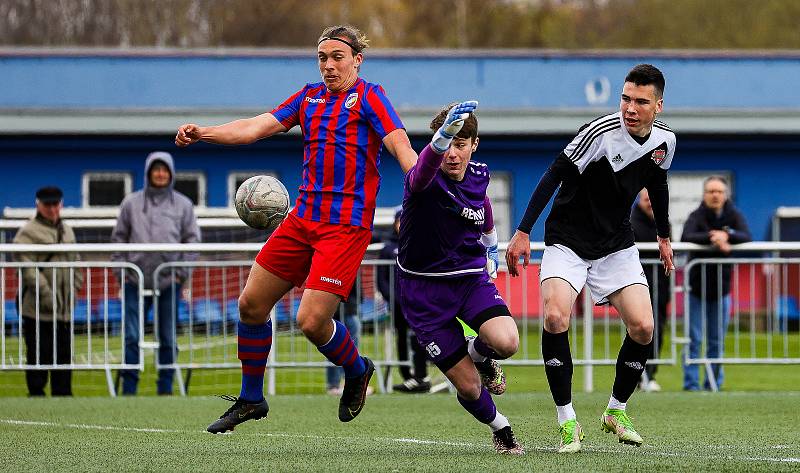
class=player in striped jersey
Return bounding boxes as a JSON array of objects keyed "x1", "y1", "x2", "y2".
[
  {"x1": 505, "y1": 64, "x2": 676, "y2": 452},
  {"x1": 175, "y1": 25, "x2": 418, "y2": 432}
]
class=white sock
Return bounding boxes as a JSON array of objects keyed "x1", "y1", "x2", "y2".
[
  {"x1": 467, "y1": 338, "x2": 488, "y2": 363},
  {"x1": 556, "y1": 403, "x2": 576, "y2": 426},
  {"x1": 488, "y1": 411, "x2": 510, "y2": 432},
  {"x1": 607, "y1": 395, "x2": 626, "y2": 411}
]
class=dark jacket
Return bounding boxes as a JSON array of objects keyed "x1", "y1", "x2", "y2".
[
  {"x1": 681, "y1": 200, "x2": 751, "y2": 298},
  {"x1": 630, "y1": 205, "x2": 670, "y2": 305}
]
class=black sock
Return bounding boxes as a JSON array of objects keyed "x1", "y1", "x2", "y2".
[
  {"x1": 542, "y1": 328, "x2": 573, "y2": 406},
  {"x1": 613, "y1": 334, "x2": 649, "y2": 403}
]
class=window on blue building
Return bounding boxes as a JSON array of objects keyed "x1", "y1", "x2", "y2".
[
  {"x1": 82, "y1": 172, "x2": 132, "y2": 207},
  {"x1": 175, "y1": 171, "x2": 206, "y2": 207}
]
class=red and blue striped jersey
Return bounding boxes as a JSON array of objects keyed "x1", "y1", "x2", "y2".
[{"x1": 270, "y1": 78, "x2": 404, "y2": 230}]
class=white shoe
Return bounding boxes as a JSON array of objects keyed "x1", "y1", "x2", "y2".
[{"x1": 646, "y1": 380, "x2": 662, "y2": 392}]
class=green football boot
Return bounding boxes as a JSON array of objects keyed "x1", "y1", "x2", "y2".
[
  {"x1": 557, "y1": 419, "x2": 585, "y2": 453},
  {"x1": 601, "y1": 408, "x2": 643, "y2": 446}
]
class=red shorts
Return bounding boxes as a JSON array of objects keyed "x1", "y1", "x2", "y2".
[{"x1": 255, "y1": 213, "x2": 372, "y2": 299}]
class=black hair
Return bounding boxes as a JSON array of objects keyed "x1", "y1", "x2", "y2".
[{"x1": 625, "y1": 64, "x2": 665, "y2": 98}]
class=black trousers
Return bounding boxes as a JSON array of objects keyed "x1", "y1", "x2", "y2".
[
  {"x1": 392, "y1": 302, "x2": 428, "y2": 380},
  {"x1": 22, "y1": 317, "x2": 73, "y2": 396}
]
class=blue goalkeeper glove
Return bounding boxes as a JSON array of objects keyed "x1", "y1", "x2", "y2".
[
  {"x1": 480, "y1": 228, "x2": 499, "y2": 280},
  {"x1": 431, "y1": 100, "x2": 479, "y2": 153}
]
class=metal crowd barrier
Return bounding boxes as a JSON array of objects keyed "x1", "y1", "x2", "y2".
[
  {"x1": 2, "y1": 242, "x2": 798, "y2": 397},
  {"x1": 683, "y1": 257, "x2": 800, "y2": 391},
  {"x1": 0, "y1": 261, "x2": 144, "y2": 396}
]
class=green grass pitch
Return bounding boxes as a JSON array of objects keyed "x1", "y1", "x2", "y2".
[{"x1": 1, "y1": 392, "x2": 799, "y2": 472}]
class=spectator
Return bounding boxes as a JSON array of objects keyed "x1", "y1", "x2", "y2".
[
  {"x1": 111, "y1": 151, "x2": 200, "y2": 395},
  {"x1": 14, "y1": 186, "x2": 83, "y2": 396},
  {"x1": 681, "y1": 175, "x2": 751, "y2": 391},
  {"x1": 378, "y1": 207, "x2": 429, "y2": 392},
  {"x1": 630, "y1": 189, "x2": 671, "y2": 392}
]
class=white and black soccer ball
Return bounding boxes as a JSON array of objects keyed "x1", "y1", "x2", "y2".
[{"x1": 234, "y1": 175, "x2": 290, "y2": 231}]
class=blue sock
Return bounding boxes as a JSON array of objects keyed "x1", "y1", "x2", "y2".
[
  {"x1": 238, "y1": 320, "x2": 272, "y2": 402},
  {"x1": 318, "y1": 320, "x2": 366, "y2": 378}
]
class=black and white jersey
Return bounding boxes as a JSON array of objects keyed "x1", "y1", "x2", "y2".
[{"x1": 544, "y1": 111, "x2": 676, "y2": 260}]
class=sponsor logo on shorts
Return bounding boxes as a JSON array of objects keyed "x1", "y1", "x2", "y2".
[
  {"x1": 545, "y1": 358, "x2": 563, "y2": 367},
  {"x1": 305, "y1": 96, "x2": 326, "y2": 104},
  {"x1": 611, "y1": 154, "x2": 623, "y2": 164},
  {"x1": 426, "y1": 342, "x2": 441, "y2": 358},
  {"x1": 494, "y1": 294, "x2": 504, "y2": 301},
  {"x1": 624, "y1": 361, "x2": 644, "y2": 370},
  {"x1": 320, "y1": 276, "x2": 343, "y2": 286},
  {"x1": 344, "y1": 92, "x2": 358, "y2": 109}
]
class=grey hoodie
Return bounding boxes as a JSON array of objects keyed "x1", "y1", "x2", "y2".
[{"x1": 111, "y1": 151, "x2": 200, "y2": 289}]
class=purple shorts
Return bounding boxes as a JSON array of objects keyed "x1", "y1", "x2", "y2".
[{"x1": 398, "y1": 273, "x2": 510, "y2": 372}]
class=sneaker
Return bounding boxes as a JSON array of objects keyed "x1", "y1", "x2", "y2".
[
  {"x1": 492, "y1": 426, "x2": 525, "y2": 455},
  {"x1": 558, "y1": 419, "x2": 585, "y2": 453},
  {"x1": 393, "y1": 377, "x2": 431, "y2": 393},
  {"x1": 338, "y1": 356, "x2": 375, "y2": 422},
  {"x1": 207, "y1": 395, "x2": 269, "y2": 434},
  {"x1": 646, "y1": 380, "x2": 662, "y2": 392},
  {"x1": 475, "y1": 359, "x2": 506, "y2": 395},
  {"x1": 326, "y1": 386, "x2": 343, "y2": 396},
  {"x1": 601, "y1": 408, "x2": 643, "y2": 446}
]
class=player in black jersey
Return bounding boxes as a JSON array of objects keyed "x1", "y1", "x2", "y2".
[{"x1": 506, "y1": 64, "x2": 675, "y2": 453}]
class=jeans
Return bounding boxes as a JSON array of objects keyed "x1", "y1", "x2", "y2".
[
  {"x1": 683, "y1": 293, "x2": 731, "y2": 390},
  {"x1": 326, "y1": 312, "x2": 361, "y2": 389},
  {"x1": 121, "y1": 282, "x2": 181, "y2": 395}
]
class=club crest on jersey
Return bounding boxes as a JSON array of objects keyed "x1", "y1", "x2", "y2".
[
  {"x1": 651, "y1": 149, "x2": 666, "y2": 165},
  {"x1": 344, "y1": 92, "x2": 359, "y2": 109}
]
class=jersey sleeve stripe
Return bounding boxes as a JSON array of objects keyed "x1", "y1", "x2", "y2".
[
  {"x1": 566, "y1": 116, "x2": 618, "y2": 160},
  {"x1": 570, "y1": 123, "x2": 620, "y2": 163}
]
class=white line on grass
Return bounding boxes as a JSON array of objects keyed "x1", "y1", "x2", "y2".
[{"x1": 2, "y1": 418, "x2": 798, "y2": 464}]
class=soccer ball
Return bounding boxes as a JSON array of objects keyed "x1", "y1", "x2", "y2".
[{"x1": 234, "y1": 175, "x2": 290, "y2": 231}]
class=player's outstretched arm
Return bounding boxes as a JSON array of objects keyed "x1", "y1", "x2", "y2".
[
  {"x1": 406, "y1": 101, "x2": 479, "y2": 192},
  {"x1": 175, "y1": 112, "x2": 287, "y2": 147},
  {"x1": 383, "y1": 129, "x2": 418, "y2": 174}
]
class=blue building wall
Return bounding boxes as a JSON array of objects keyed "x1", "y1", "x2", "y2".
[
  {"x1": 1, "y1": 133, "x2": 798, "y2": 240},
  {"x1": 2, "y1": 52, "x2": 800, "y2": 109}
]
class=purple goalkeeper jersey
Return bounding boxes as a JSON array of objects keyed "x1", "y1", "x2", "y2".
[{"x1": 397, "y1": 144, "x2": 493, "y2": 277}]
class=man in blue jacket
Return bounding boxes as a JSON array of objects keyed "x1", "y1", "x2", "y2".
[
  {"x1": 112, "y1": 151, "x2": 200, "y2": 395},
  {"x1": 681, "y1": 175, "x2": 751, "y2": 391}
]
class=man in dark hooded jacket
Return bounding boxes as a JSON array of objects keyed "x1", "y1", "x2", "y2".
[
  {"x1": 680, "y1": 175, "x2": 750, "y2": 391},
  {"x1": 112, "y1": 151, "x2": 200, "y2": 395}
]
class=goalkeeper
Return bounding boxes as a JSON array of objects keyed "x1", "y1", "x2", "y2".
[{"x1": 396, "y1": 101, "x2": 523, "y2": 455}]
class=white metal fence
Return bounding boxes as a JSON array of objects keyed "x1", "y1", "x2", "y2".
[
  {"x1": 0, "y1": 261, "x2": 144, "y2": 396},
  {"x1": 2, "y1": 242, "x2": 799, "y2": 396}
]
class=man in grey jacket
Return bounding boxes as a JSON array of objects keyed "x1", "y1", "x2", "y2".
[
  {"x1": 14, "y1": 186, "x2": 84, "y2": 396},
  {"x1": 112, "y1": 151, "x2": 200, "y2": 395}
]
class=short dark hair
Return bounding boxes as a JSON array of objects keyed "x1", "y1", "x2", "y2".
[
  {"x1": 429, "y1": 103, "x2": 478, "y2": 142},
  {"x1": 625, "y1": 64, "x2": 665, "y2": 98}
]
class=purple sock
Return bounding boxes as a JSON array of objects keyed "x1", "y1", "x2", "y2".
[
  {"x1": 475, "y1": 337, "x2": 504, "y2": 360},
  {"x1": 457, "y1": 387, "x2": 497, "y2": 424}
]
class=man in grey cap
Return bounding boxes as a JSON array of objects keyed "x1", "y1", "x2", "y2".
[
  {"x1": 14, "y1": 186, "x2": 83, "y2": 396},
  {"x1": 111, "y1": 151, "x2": 200, "y2": 395}
]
